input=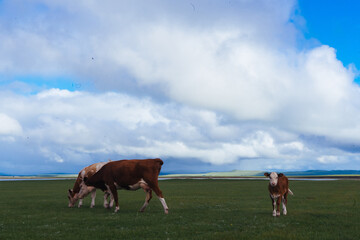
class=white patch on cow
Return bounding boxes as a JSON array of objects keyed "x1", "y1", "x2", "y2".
[
  {"x1": 159, "y1": 197, "x2": 169, "y2": 214},
  {"x1": 78, "y1": 199, "x2": 83, "y2": 208},
  {"x1": 272, "y1": 196, "x2": 277, "y2": 216},
  {"x1": 271, "y1": 193, "x2": 280, "y2": 199},
  {"x1": 269, "y1": 172, "x2": 279, "y2": 187},
  {"x1": 114, "y1": 182, "x2": 121, "y2": 189},
  {"x1": 115, "y1": 206, "x2": 120, "y2": 212},
  {"x1": 282, "y1": 196, "x2": 287, "y2": 215},
  {"x1": 104, "y1": 192, "x2": 109, "y2": 208},
  {"x1": 95, "y1": 162, "x2": 107, "y2": 171},
  {"x1": 128, "y1": 179, "x2": 147, "y2": 190},
  {"x1": 109, "y1": 197, "x2": 114, "y2": 208},
  {"x1": 90, "y1": 190, "x2": 96, "y2": 208}
]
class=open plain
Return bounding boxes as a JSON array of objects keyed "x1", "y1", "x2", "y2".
[{"x1": 0, "y1": 179, "x2": 359, "y2": 239}]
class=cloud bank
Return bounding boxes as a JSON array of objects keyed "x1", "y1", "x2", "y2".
[{"x1": 0, "y1": 0, "x2": 360, "y2": 174}]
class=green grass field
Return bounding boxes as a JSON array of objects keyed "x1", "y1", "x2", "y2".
[{"x1": 0, "y1": 179, "x2": 359, "y2": 240}]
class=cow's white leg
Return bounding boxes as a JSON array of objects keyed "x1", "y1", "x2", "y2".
[
  {"x1": 90, "y1": 190, "x2": 96, "y2": 208},
  {"x1": 78, "y1": 199, "x2": 83, "y2": 208},
  {"x1": 272, "y1": 198, "x2": 277, "y2": 216},
  {"x1": 282, "y1": 196, "x2": 287, "y2": 215},
  {"x1": 103, "y1": 191, "x2": 110, "y2": 208},
  {"x1": 77, "y1": 185, "x2": 93, "y2": 207},
  {"x1": 105, "y1": 192, "x2": 114, "y2": 208},
  {"x1": 159, "y1": 197, "x2": 169, "y2": 214},
  {"x1": 270, "y1": 195, "x2": 277, "y2": 216},
  {"x1": 115, "y1": 206, "x2": 120, "y2": 212},
  {"x1": 276, "y1": 197, "x2": 281, "y2": 216},
  {"x1": 105, "y1": 188, "x2": 115, "y2": 208},
  {"x1": 109, "y1": 196, "x2": 114, "y2": 208},
  {"x1": 148, "y1": 182, "x2": 169, "y2": 214}
]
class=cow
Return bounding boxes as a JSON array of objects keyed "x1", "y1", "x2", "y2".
[
  {"x1": 84, "y1": 158, "x2": 169, "y2": 214},
  {"x1": 68, "y1": 161, "x2": 112, "y2": 208},
  {"x1": 264, "y1": 172, "x2": 294, "y2": 217}
]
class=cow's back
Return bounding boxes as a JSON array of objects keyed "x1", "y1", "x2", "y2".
[
  {"x1": 71, "y1": 162, "x2": 106, "y2": 193},
  {"x1": 107, "y1": 159, "x2": 163, "y2": 186},
  {"x1": 86, "y1": 158, "x2": 163, "y2": 188}
]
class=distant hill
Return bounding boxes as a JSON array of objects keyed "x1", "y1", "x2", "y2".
[
  {"x1": 164, "y1": 170, "x2": 263, "y2": 178},
  {"x1": 278, "y1": 170, "x2": 360, "y2": 176},
  {"x1": 163, "y1": 170, "x2": 360, "y2": 178}
]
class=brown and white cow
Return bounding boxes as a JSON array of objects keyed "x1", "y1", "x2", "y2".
[
  {"x1": 264, "y1": 172, "x2": 294, "y2": 216},
  {"x1": 68, "y1": 161, "x2": 112, "y2": 208},
  {"x1": 84, "y1": 158, "x2": 169, "y2": 214}
]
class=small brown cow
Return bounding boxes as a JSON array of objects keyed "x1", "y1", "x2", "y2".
[
  {"x1": 68, "y1": 161, "x2": 112, "y2": 208},
  {"x1": 264, "y1": 172, "x2": 294, "y2": 216},
  {"x1": 84, "y1": 158, "x2": 169, "y2": 214}
]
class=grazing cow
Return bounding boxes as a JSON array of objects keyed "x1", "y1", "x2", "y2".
[
  {"x1": 84, "y1": 158, "x2": 169, "y2": 214},
  {"x1": 264, "y1": 172, "x2": 294, "y2": 216},
  {"x1": 68, "y1": 161, "x2": 112, "y2": 208}
]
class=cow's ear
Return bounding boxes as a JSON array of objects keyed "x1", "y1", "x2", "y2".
[
  {"x1": 264, "y1": 172, "x2": 270, "y2": 177},
  {"x1": 278, "y1": 173, "x2": 284, "y2": 177},
  {"x1": 68, "y1": 189, "x2": 72, "y2": 194}
]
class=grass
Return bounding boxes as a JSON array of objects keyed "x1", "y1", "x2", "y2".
[{"x1": 0, "y1": 179, "x2": 359, "y2": 239}]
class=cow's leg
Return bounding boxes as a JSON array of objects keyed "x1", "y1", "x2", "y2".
[
  {"x1": 270, "y1": 195, "x2": 276, "y2": 216},
  {"x1": 109, "y1": 194, "x2": 114, "y2": 208},
  {"x1": 282, "y1": 192, "x2": 288, "y2": 215},
  {"x1": 148, "y1": 181, "x2": 168, "y2": 214},
  {"x1": 77, "y1": 185, "x2": 93, "y2": 207},
  {"x1": 103, "y1": 191, "x2": 111, "y2": 208},
  {"x1": 78, "y1": 198, "x2": 83, "y2": 208},
  {"x1": 139, "y1": 183, "x2": 152, "y2": 212},
  {"x1": 107, "y1": 184, "x2": 119, "y2": 213},
  {"x1": 90, "y1": 189, "x2": 96, "y2": 208},
  {"x1": 276, "y1": 196, "x2": 281, "y2": 216}
]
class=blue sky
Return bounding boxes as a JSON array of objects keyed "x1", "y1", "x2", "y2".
[
  {"x1": 298, "y1": 0, "x2": 360, "y2": 82},
  {"x1": 1, "y1": 0, "x2": 360, "y2": 175}
]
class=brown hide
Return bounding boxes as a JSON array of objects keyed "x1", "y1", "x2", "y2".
[
  {"x1": 268, "y1": 174, "x2": 289, "y2": 196},
  {"x1": 84, "y1": 158, "x2": 167, "y2": 213},
  {"x1": 264, "y1": 172, "x2": 292, "y2": 216},
  {"x1": 85, "y1": 159, "x2": 163, "y2": 192}
]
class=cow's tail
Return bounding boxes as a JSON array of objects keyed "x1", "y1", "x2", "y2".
[{"x1": 288, "y1": 188, "x2": 294, "y2": 196}]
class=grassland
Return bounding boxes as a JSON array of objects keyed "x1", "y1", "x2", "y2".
[{"x1": 0, "y1": 179, "x2": 359, "y2": 240}]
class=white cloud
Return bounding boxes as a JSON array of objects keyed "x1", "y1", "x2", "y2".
[
  {"x1": 40, "y1": 147, "x2": 64, "y2": 163},
  {"x1": 0, "y1": 89, "x2": 316, "y2": 167},
  {"x1": 317, "y1": 155, "x2": 343, "y2": 164},
  {"x1": 1, "y1": 0, "x2": 360, "y2": 173},
  {"x1": 36, "y1": 89, "x2": 81, "y2": 99},
  {"x1": 0, "y1": 113, "x2": 22, "y2": 135}
]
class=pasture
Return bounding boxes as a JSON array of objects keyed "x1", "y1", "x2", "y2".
[{"x1": 0, "y1": 179, "x2": 359, "y2": 239}]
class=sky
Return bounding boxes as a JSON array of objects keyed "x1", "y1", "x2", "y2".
[{"x1": 1, "y1": 0, "x2": 360, "y2": 175}]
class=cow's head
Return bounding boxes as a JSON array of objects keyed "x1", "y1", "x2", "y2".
[
  {"x1": 67, "y1": 189, "x2": 78, "y2": 207},
  {"x1": 264, "y1": 172, "x2": 284, "y2": 187}
]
